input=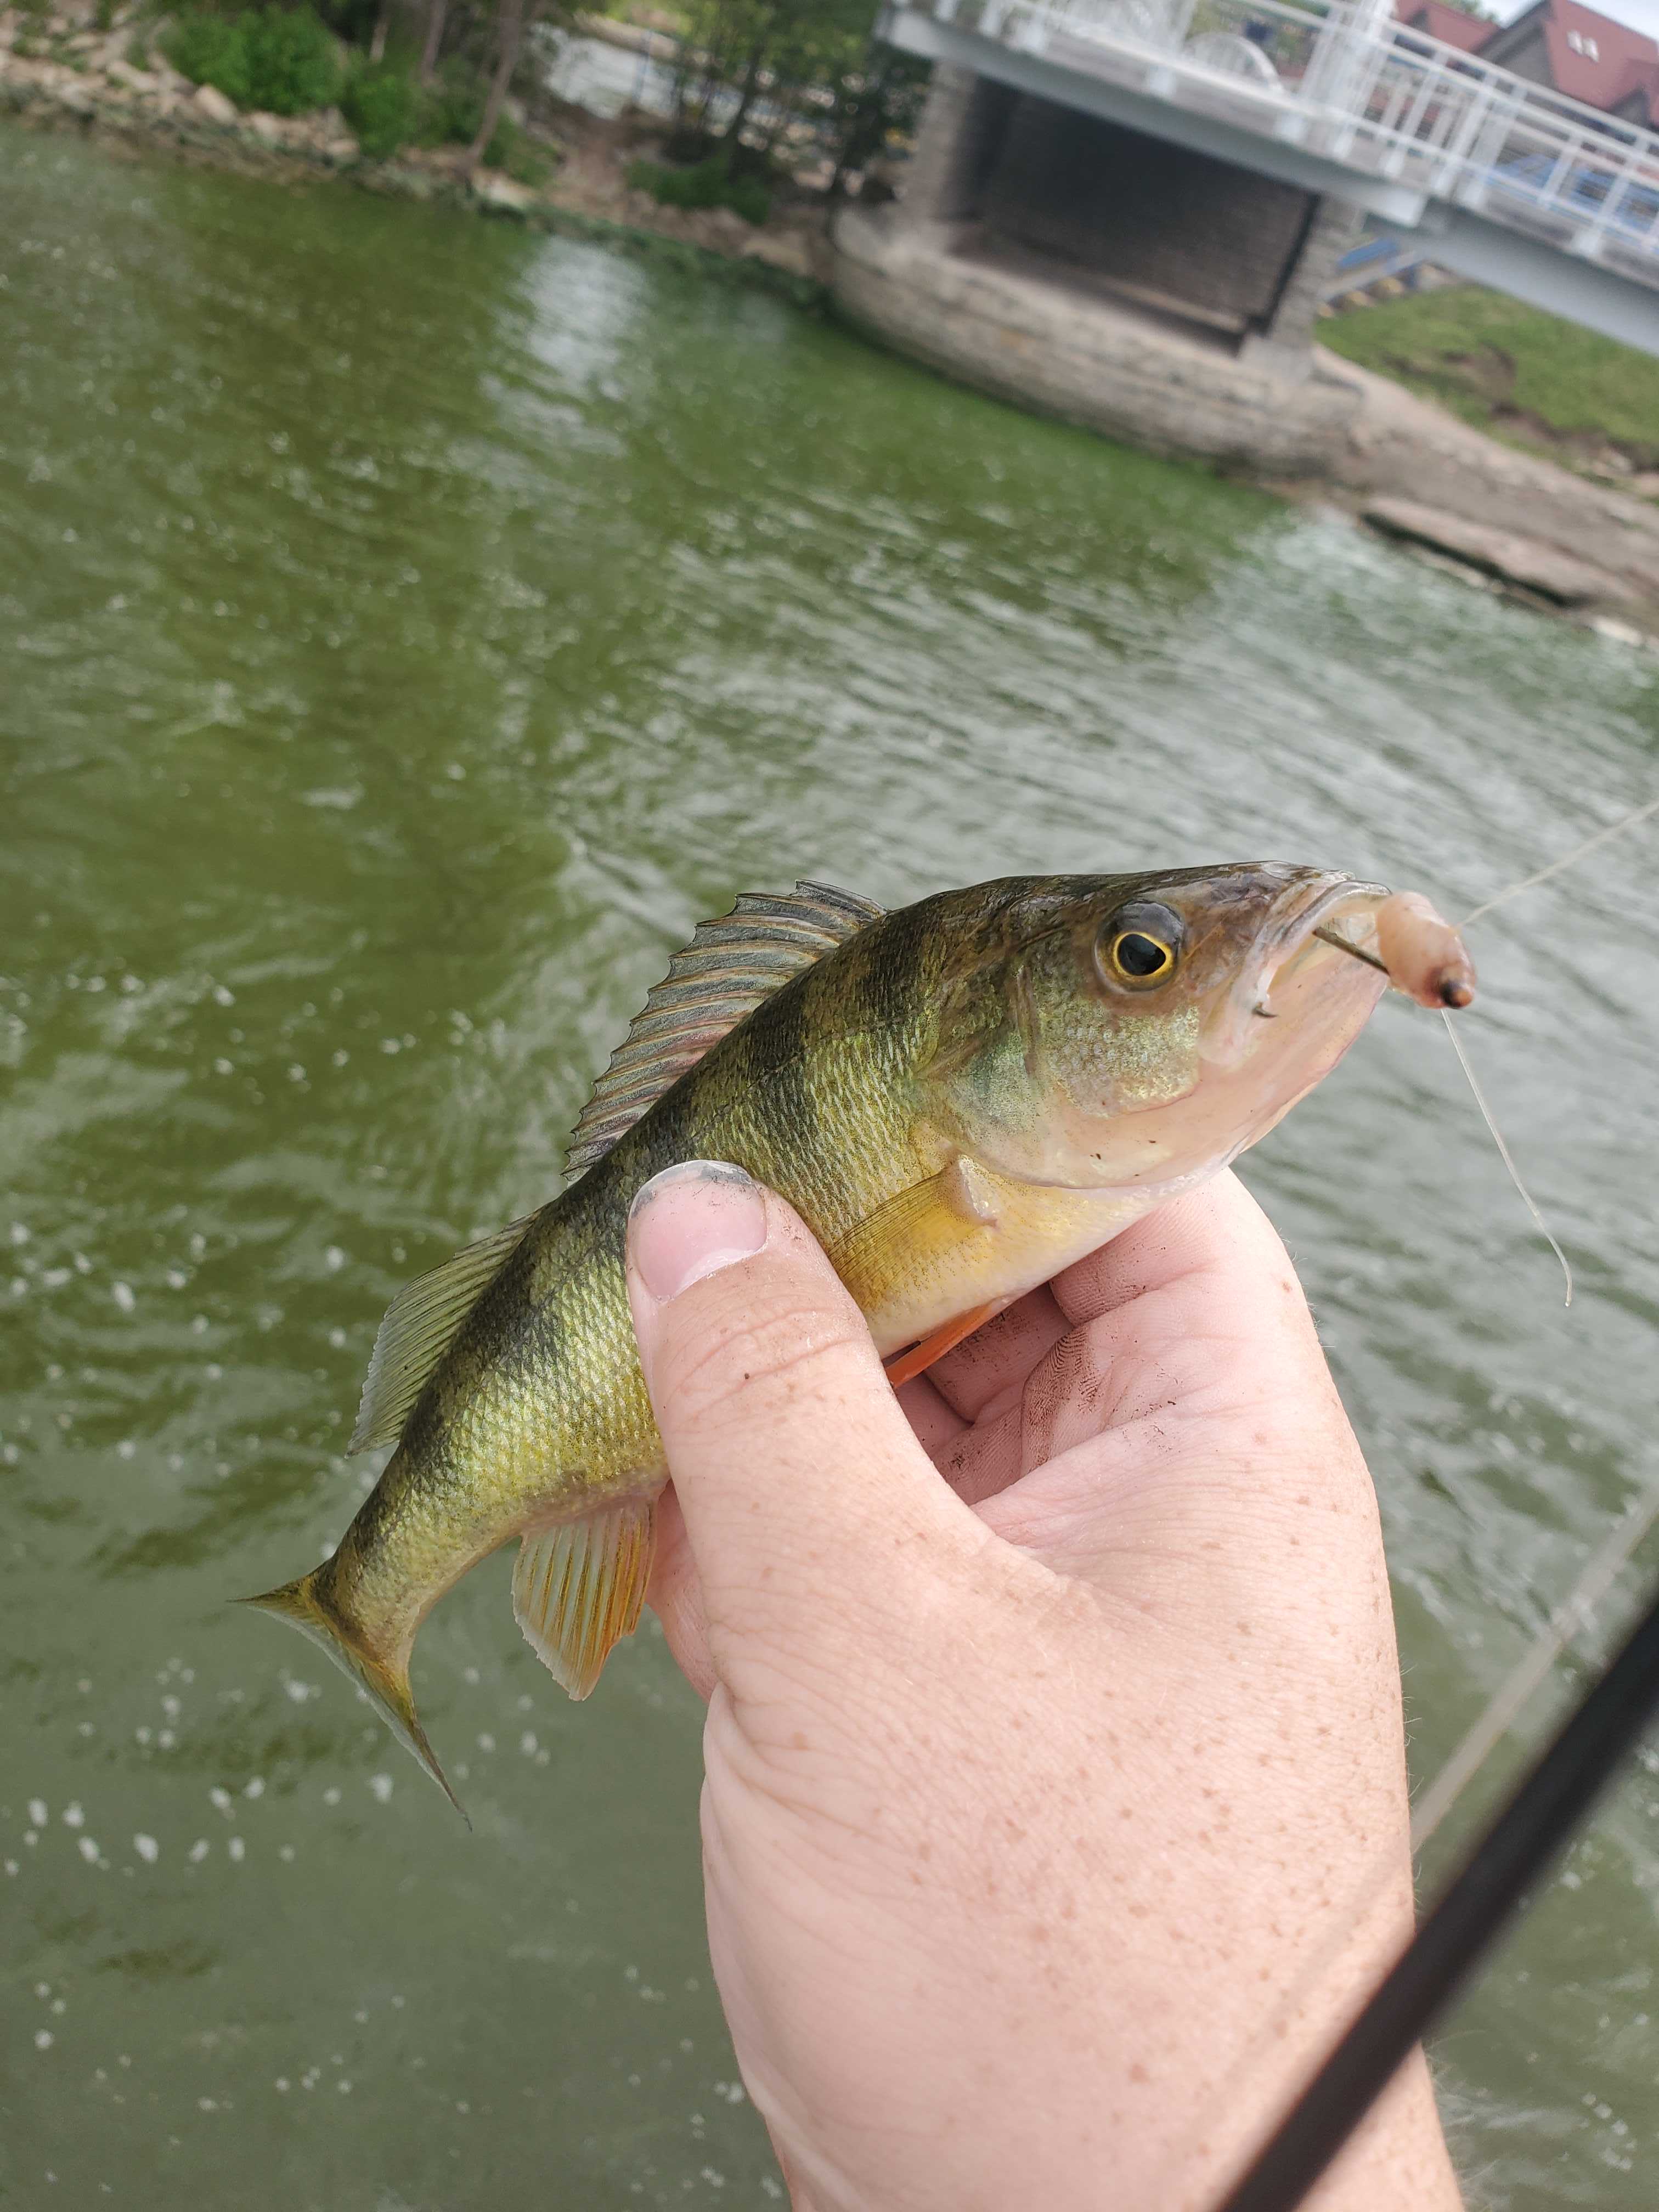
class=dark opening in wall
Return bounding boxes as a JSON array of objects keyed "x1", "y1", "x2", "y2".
[{"x1": 977, "y1": 94, "x2": 1319, "y2": 335}]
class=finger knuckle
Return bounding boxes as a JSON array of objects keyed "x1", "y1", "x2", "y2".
[{"x1": 664, "y1": 1290, "x2": 868, "y2": 1430}]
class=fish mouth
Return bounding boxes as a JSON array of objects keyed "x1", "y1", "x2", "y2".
[
  {"x1": 1254, "y1": 872, "x2": 1390, "y2": 994},
  {"x1": 1205, "y1": 871, "x2": 1392, "y2": 1071}
]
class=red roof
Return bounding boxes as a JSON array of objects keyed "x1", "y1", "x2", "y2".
[
  {"x1": 1492, "y1": 0, "x2": 1659, "y2": 117},
  {"x1": 1393, "y1": 1, "x2": 1494, "y2": 55},
  {"x1": 1607, "y1": 49, "x2": 1659, "y2": 125}
]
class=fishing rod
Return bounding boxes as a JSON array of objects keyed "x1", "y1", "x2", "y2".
[
  {"x1": 1203, "y1": 793, "x2": 1659, "y2": 2210},
  {"x1": 1214, "y1": 1563, "x2": 1659, "y2": 2211}
]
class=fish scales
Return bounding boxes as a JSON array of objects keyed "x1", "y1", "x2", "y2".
[
  {"x1": 311, "y1": 909, "x2": 950, "y2": 1692},
  {"x1": 247, "y1": 865, "x2": 1467, "y2": 1808}
]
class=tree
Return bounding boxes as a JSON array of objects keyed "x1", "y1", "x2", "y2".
[
  {"x1": 464, "y1": 0, "x2": 525, "y2": 173},
  {"x1": 419, "y1": 0, "x2": 447, "y2": 84},
  {"x1": 667, "y1": 0, "x2": 930, "y2": 185},
  {"x1": 821, "y1": 36, "x2": 929, "y2": 195}
]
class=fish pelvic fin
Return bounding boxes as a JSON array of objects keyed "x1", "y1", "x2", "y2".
[{"x1": 240, "y1": 1570, "x2": 469, "y2": 1826}]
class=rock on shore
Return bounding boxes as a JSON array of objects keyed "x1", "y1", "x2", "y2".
[
  {"x1": 1324, "y1": 352, "x2": 1659, "y2": 640},
  {"x1": 1361, "y1": 500, "x2": 1634, "y2": 610}
]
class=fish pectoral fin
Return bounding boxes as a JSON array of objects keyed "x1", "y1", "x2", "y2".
[
  {"x1": 883, "y1": 1301, "x2": 1003, "y2": 1388},
  {"x1": 512, "y1": 1498, "x2": 657, "y2": 1701},
  {"x1": 942, "y1": 1156, "x2": 1002, "y2": 1226},
  {"x1": 826, "y1": 1156, "x2": 1006, "y2": 1313}
]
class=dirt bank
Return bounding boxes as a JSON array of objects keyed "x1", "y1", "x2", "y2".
[{"x1": 1313, "y1": 351, "x2": 1659, "y2": 642}]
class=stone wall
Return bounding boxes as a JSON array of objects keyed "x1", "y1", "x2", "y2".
[
  {"x1": 1242, "y1": 193, "x2": 1365, "y2": 376},
  {"x1": 901, "y1": 65, "x2": 1020, "y2": 226},
  {"x1": 832, "y1": 207, "x2": 1364, "y2": 475},
  {"x1": 850, "y1": 61, "x2": 1371, "y2": 462}
]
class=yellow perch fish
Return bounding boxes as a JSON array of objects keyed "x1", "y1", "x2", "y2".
[{"x1": 247, "y1": 865, "x2": 1472, "y2": 1808}]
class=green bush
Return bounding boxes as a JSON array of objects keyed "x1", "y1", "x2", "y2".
[
  {"x1": 390, "y1": 58, "x2": 557, "y2": 176},
  {"x1": 341, "y1": 58, "x2": 416, "y2": 157},
  {"x1": 407, "y1": 63, "x2": 509, "y2": 163},
  {"x1": 243, "y1": 6, "x2": 340, "y2": 115},
  {"x1": 720, "y1": 172, "x2": 769, "y2": 225},
  {"x1": 163, "y1": 7, "x2": 340, "y2": 117},
  {"x1": 625, "y1": 154, "x2": 769, "y2": 225},
  {"x1": 414, "y1": 57, "x2": 486, "y2": 146},
  {"x1": 164, "y1": 10, "x2": 252, "y2": 105}
]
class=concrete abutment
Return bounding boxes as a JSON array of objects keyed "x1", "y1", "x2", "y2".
[{"x1": 831, "y1": 65, "x2": 1366, "y2": 474}]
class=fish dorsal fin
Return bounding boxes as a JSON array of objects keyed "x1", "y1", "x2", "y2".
[
  {"x1": 564, "y1": 880, "x2": 885, "y2": 1180},
  {"x1": 348, "y1": 1215, "x2": 533, "y2": 1454},
  {"x1": 512, "y1": 1498, "x2": 658, "y2": 1700}
]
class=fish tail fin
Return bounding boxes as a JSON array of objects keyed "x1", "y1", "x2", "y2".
[{"x1": 241, "y1": 1567, "x2": 469, "y2": 1826}]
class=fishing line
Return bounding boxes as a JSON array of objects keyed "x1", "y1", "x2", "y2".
[
  {"x1": 1439, "y1": 1009, "x2": 1572, "y2": 1307},
  {"x1": 1209, "y1": 1498, "x2": 1659, "y2": 2193},
  {"x1": 1410, "y1": 1477, "x2": 1659, "y2": 1858},
  {"x1": 1176, "y1": 1475, "x2": 1659, "y2": 2207},
  {"x1": 1179, "y1": 797, "x2": 1656, "y2": 2200},
  {"x1": 1400, "y1": 781, "x2": 1659, "y2": 1849},
  {"x1": 1436, "y1": 793, "x2": 1659, "y2": 1305},
  {"x1": 1458, "y1": 792, "x2": 1659, "y2": 928}
]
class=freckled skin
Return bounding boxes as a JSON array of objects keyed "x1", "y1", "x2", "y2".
[{"x1": 273, "y1": 863, "x2": 1414, "y2": 1719}]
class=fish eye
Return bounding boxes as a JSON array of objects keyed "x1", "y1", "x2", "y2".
[{"x1": 1097, "y1": 903, "x2": 1184, "y2": 990}]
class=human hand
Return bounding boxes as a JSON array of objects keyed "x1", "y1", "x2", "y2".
[{"x1": 624, "y1": 1163, "x2": 1462, "y2": 2212}]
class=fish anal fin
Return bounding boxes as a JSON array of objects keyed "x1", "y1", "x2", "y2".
[
  {"x1": 884, "y1": 1302, "x2": 1003, "y2": 1388},
  {"x1": 564, "y1": 882, "x2": 885, "y2": 1180},
  {"x1": 512, "y1": 1497, "x2": 658, "y2": 1701},
  {"x1": 349, "y1": 1215, "x2": 534, "y2": 1455}
]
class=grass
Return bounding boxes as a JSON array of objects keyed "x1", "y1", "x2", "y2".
[{"x1": 1321, "y1": 287, "x2": 1659, "y2": 471}]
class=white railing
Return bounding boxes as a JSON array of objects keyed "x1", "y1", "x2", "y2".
[{"x1": 924, "y1": 0, "x2": 1659, "y2": 282}]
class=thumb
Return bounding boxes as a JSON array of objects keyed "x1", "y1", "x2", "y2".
[{"x1": 624, "y1": 1162, "x2": 974, "y2": 1686}]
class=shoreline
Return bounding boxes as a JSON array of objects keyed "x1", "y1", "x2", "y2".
[
  {"x1": 5, "y1": 31, "x2": 1657, "y2": 645},
  {"x1": 1306, "y1": 349, "x2": 1659, "y2": 646},
  {"x1": 0, "y1": 26, "x2": 832, "y2": 308}
]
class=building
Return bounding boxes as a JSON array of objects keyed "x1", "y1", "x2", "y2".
[
  {"x1": 1476, "y1": 0, "x2": 1659, "y2": 128},
  {"x1": 1393, "y1": 1, "x2": 1496, "y2": 56}
]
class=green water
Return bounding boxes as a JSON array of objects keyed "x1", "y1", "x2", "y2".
[{"x1": 3, "y1": 126, "x2": 1658, "y2": 2211}]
